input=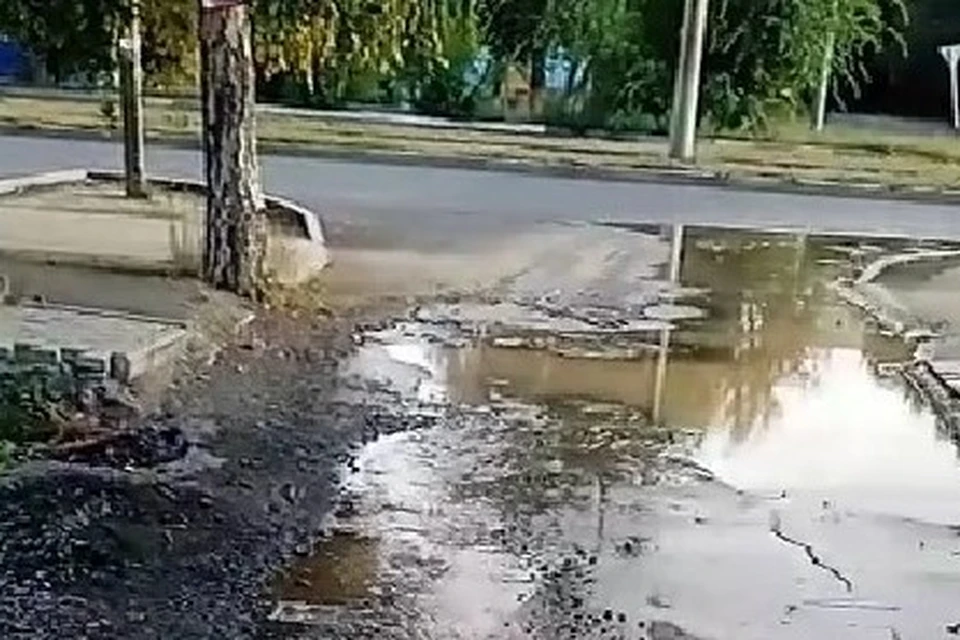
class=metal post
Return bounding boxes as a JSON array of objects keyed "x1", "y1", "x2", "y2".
[
  {"x1": 669, "y1": 0, "x2": 709, "y2": 162},
  {"x1": 941, "y1": 46, "x2": 960, "y2": 130},
  {"x1": 812, "y1": 3, "x2": 837, "y2": 132},
  {"x1": 652, "y1": 224, "x2": 685, "y2": 425},
  {"x1": 668, "y1": 223, "x2": 685, "y2": 284},
  {"x1": 120, "y1": 0, "x2": 146, "y2": 198}
]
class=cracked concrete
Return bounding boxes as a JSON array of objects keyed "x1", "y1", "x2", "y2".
[{"x1": 771, "y1": 522, "x2": 854, "y2": 593}]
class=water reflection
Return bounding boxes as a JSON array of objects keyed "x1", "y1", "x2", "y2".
[
  {"x1": 273, "y1": 532, "x2": 379, "y2": 606},
  {"x1": 279, "y1": 225, "x2": 960, "y2": 636},
  {"x1": 346, "y1": 226, "x2": 947, "y2": 486},
  {"x1": 698, "y1": 348, "x2": 960, "y2": 497}
]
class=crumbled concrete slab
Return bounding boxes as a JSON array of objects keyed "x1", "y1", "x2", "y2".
[{"x1": 0, "y1": 303, "x2": 187, "y2": 382}]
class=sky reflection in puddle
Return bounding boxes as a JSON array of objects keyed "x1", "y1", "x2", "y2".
[{"x1": 278, "y1": 226, "x2": 960, "y2": 637}]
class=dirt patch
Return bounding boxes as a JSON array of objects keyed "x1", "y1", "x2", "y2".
[{"x1": 0, "y1": 307, "x2": 394, "y2": 638}]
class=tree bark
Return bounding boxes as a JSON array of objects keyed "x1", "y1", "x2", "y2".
[
  {"x1": 199, "y1": 0, "x2": 266, "y2": 297},
  {"x1": 121, "y1": 0, "x2": 146, "y2": 198}
]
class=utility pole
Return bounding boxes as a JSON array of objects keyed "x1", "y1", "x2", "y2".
[
  {"x1": 119, "y1": 0, "x2": 146, "y2": 198},
  {"x1": 652, "y1": 224, "x2": 684, "y2": 426},
  {"x1": 669, "y1": 0, "x2": 709, "y2": 162},
  {"x1": 812, "y1": 0, "x2": 838, "y2": 132},
  {"x1": 199, "y1": 0, "x2": 267, "y2": 297},
  {"x1": 940, "y1": 45, "x2": 960, "y2": 130}
]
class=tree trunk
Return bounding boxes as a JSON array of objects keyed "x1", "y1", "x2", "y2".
[
  {"x1": 530, "y1": 47, "x2": 546, "y2": 118},
  {"x1": 199, "y1": 0, "x2": 266, "y2": 297}
]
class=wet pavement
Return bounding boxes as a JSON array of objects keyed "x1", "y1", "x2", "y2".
[{"x1": 263, "y1": 225, "x2": 960, "y2": 639}]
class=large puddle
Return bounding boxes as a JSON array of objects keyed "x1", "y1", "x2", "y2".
[{"x1": 272, "y1": 226, "x2": 960, "y2": 639}]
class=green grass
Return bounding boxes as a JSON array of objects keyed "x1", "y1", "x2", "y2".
[
  {"x1": 1, "y1": 94, "x2": 959, "y2": 191},
  {"x1": 0, "y1": 439, "x2": 13, "y2": 470}
]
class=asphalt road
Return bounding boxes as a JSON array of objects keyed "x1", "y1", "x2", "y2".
[{"x1": 2, "y1": 134, "x2": 960, "y2": 244}]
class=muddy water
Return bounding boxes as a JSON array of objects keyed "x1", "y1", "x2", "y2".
[{"x1": 274, "y1": 227, "x2": 960, "y2": 639}]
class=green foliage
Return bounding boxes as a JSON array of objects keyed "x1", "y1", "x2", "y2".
[
  {"x1": 0, "y1": 370, "x2": 59, "y2": 446},
  {"x1": 0, "y1": 0, "x2": 121, "y2": 82},
  {"x1": 251, "y1": 0, "x2": 459, "y2": 106},
  {"x1": 482, "y1": 0, "x2": 548, "y2": 62},
  {"x1": 0, "y1": 440, "x2": 13, "y2": 470},
  {"x1": 540, "y1": 0, "x2": 675, "y2": 133},
  {"x1": 141, "y1": 0, "x2": 197, "y2": 88},
  {"x1": 705, "y1": 0, "x2": 908, "y2": 131},
  {"x1": 411, "y1": 2, "x2": 491, "y2": 117},
  {"x1": 0, "y1": 0, "x2": 909, "y2": 129}
]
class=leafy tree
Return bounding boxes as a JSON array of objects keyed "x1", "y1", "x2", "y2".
[
  {"x1": 141, "y1": 0, "x2": 197, "y2": 88},
  {"x1": 519, "y1": 0, "x2": 679, "y2": 133},
  {"x1": 0, "y1": 0, "x2": 910, "y2": 128},
  {"x1": 705, "y1": 0, "x2": 908, "y2": 130},
  {"x1": 0, "y1": 0, "x2": 121, "y2": 82},
  {"x1": 251, "y1": 0, "x2": 464, "y2": 106}
]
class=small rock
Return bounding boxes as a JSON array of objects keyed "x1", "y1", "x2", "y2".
[
  {"x1": 154, "y1": 484, "x2": 177, "y2": 501},
  {"x1": 126, "y1": 610, "x2": 147, "y2": 623},
  {"x1": 279, "y1": 483, "x2": 298, "y2": 505}
]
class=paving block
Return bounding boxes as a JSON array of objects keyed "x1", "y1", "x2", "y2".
[
  {"x1": 59, "y1": 347, "x2": 86, "y2": 365},
  {"x1": 74, "y1": 356, "x2": 108, "y2": 377},
  {"x1": 110, "y1": 352, "x2": 131, "y2": 383},
  {"x1": 14, "y1": 343, "x2": 59, "y2": 366}
]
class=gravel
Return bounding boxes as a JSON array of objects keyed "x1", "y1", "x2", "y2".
[{"x1": 0, "y1": 310, "x2": 384, "y2": 639}]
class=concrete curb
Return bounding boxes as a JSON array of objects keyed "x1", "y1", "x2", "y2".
[
  {"x1": 0, "y1": 168, "x2": 330, "y2": 282},
  {"x1": 4, "y1": 126, "x2": 960, "y2": 208},
  {"x1": 0, "y1": 167, "x2": 327, "y2": 244},
  {"x1": 903, "y1": 361, "x2": 960, "y2": 443},
  {"x1": 84, "y1": 170, "x2": 327, "y2": 244},
  {"x1": 1, "y1": 302, "x2": 189, "y2": 384},
  {"x1": 0, "y1": 169, "x2": 89, "y2": 196},
  {"x1": 834, "y1": 249, "x2": 960, "y2": 339},
  {"x1": 856, "y1": 249, "x2": 960, "y2": 286},
  {"x1": 834, "y1": 249, "x2": 960, "y2": 337},
  {"x1": 835, "y1": 248, "x2": 960, "y2": 440}
]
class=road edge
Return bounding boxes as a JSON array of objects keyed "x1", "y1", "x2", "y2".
[{"x1": 3, "y1": 126, "x2": 960, "y2": 207}]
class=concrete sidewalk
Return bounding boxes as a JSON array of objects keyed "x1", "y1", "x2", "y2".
[
  {"x1": 0, "y1": 173, "x2": 325, "y2": 392},
  {"x1": 0, "y1": 181, "x2": 200, "y2": 271},
  {"x1": 0, "y1": 174, "x2": 328, "y2": 284}
]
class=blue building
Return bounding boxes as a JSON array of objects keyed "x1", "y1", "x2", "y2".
[{"x1": 0, "y1": 35, "x2": 27, "y2": 83}]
